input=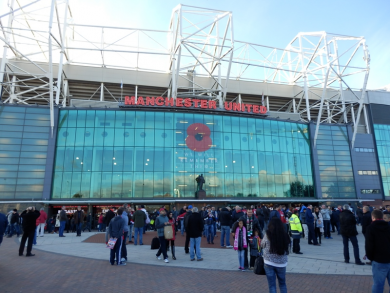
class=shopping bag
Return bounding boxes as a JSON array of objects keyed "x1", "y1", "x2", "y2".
[
  {"x1": 164, "y1": 225, "x2": 173, "y2": 240},
  {"x1": 106, "y1": 238, "x2": 117, "y2": 249}
]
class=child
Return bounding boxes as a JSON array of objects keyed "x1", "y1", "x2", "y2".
[
  {"x1": 233, "y1": 218, "x2": 247, "y2": 271},
  {"x1": 249, "y1": 228, "x2": 261, "y2": 269}
]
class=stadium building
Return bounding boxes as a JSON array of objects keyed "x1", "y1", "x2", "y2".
[{"x1": 0, "y1": 2, "x2": 389, "y2": 215}]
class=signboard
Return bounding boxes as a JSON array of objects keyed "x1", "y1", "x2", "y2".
[{"x1": 121, "y1": 96, "x2": 268, "y2": 115}]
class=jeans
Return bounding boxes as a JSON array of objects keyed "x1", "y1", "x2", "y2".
[
  {"x1": 156, "y1": 236, "x2": 168, "y2": 259},
  {"x1": 264, "y1": 264, "x2": 287, "y2": 293},
  {"x1": 213, "y1": 222, "x2": 217, "y2": 236},
  {"x1": 323, "y1": 220, "x2": 331, "y2": 238},
  {"x1": 205, "y1": 224, "x2": 214, "y2": 243},
  {"x1": 185, "y1": 233, "x2": 190, "y2": 253},
  {"x1": 180, "y1": 219, "x2": 185, "y2": 236},
  {"x1": 121, "y1": 232, "x2": 128, "y2": 260},
  {"x1": 128, "y1": 225, "x2": 133, "y2": 241},
  {"x1": 342, "y1": 235, "x2": 361, "y2": 263},
  {"x1": 76, "y1": 222, "x2": 82, "y2": 235},
  {"x1": 220, "y1": 226, "x2": 231, "y2": 246},
  {"x1": 33, "y1": 231, "x2": 37, "y2": 245},
  {"x1": 238, "y1": 250, "x2": 245, "y2": 268},
  {"x1": 9, "y1": 223, "x2": 20, "y2": 237},
  {"x1": 264, "y1": 220, "x2": 269, "y2": 230},
  {"x1": 134, "y1": 227, "x2": 143, "y2": 245},
  {"x1": 110, "y1": 236, "x2": 123, "y2": 265},
  {"x1": 302, "y1": 224, "x2": 308, "y2": 239},
  {"x1": 372, "y1": 261, "x2": 390, "y2": 293},
  {"x1": 190, "y1": 237, "x2": 201, "y2": 260},
  {"x1": 36, "y1": 223, "x2": 45, "y2": 237},
  {"x1": 307, "y1": 222, "x2": 318, "y2": 244},
  {"x1": 59, "y1": 221, "x2": 66, "y2": 236}
]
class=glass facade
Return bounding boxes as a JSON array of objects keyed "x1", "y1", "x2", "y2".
[
  {"x1": 0, "y1": 105, "x2": 50, "y2": 199},
  {"x1": 373, "y1": 124, "x2": 390, "y2": 198},
  {"x1": 316, "y1": 125, "x2": 356, "y2": 199},
  {"x1": 52, "y1": 110, "x2": 315, "y2": 199}
]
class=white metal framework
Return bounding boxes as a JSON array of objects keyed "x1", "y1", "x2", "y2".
[{"x1": 0, "y1": 1, "x2": 370, "y2": 146}]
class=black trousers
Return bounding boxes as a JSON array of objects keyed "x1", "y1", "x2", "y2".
[
  {"x1": 121, "y1": 232, "x2": 128, "y2": 260},
  {"x1": 244, "y1": 248, "x2": 249, "y2": 268},
  {"x1": 185, "y1": 233, "x2": 190, "y2": 253},
  {"x1": 19, "y1": 230, "x2": 35, "y2": 255},
  {"x1": 250, "y1": 255, "x2": 256, "y2": 267},
  {"x1": 293, "y1": 238, "x2": 301, "y2": 253},
  {"x1": 156, "y1": 236, "x2": 168, "y2": 259}
]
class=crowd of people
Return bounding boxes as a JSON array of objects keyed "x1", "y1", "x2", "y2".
[{"x1": 0, "y1": 203, "x2": 389, "y2": 292}]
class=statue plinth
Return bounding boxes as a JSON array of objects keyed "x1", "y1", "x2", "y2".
[{"x1": 196, "y1": 190, "x2": 206, "y2": 199}]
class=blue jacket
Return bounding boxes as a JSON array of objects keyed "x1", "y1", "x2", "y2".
[
  {"x1": 108, "y1": 216, "x2": 125, "y2": 238},
  {"x1": 305, "y1": 208, "x2": 314, "y2": 224},
  {"x1": 269, "y1": 210, "x2": 281, "y2": 219},
  {"x1": 0, "y1": 213, "x2": 6, "y2": 241},
  {"x1": 121, "y1": 211, "x2": 129, "y2": 232}
]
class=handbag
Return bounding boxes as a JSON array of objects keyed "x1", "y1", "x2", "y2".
[
  {"x1": 316, "y1": 218, "x2": 323, "y2": 228},
  {"x1": 164, "y1": 225, "x2": 173, "y2": 240},
  {"x1": 254, "y1": 252, "x2": 266, "y2": 275}
]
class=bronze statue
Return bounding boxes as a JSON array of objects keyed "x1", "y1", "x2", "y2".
[{"x1": 196, "y1": 174, "x2": 205, "y2": 191}]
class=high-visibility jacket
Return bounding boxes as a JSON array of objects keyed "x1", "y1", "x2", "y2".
[{"x1": 289, "y1": 214, "x2": 302, "y2": 233}]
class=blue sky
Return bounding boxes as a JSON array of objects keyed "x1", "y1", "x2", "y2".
[
  {"x1": 73, "y1": 0, "x2": 390, "y2": 89},
  {"x1": 1, "y1": 0, "x2": 389, "y2": 89}
]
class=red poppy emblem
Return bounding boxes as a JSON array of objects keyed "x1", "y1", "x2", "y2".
[{"x1": 185, "y1": 123, "x2": 212, "y2": 152}]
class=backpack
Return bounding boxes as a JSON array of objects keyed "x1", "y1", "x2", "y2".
[{"x1": 151, "y1": 237, "x2": 160, "y2": 250}]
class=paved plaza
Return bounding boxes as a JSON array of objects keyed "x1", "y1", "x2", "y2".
[{"x1": 0, "y1": 226, "x2": 388, "y2": 292}]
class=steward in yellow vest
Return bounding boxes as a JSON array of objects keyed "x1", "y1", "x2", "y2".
[{"x1": 289, "y1": 209, "x2": 303, "y2": 254}]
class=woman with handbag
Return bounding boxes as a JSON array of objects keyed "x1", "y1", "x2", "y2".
[
  {"x1": 155, "y1": 208, "x2": 170, "y2": 263},
  {"x1": 261, "y1": 218, "x2": 290, "y2": 293},
  {"x1": 166, "y1": 212, "x2": 177, "y2": 260},
  {"x1": 313, "y1": 206, "x2": 324, "y2": 244}
]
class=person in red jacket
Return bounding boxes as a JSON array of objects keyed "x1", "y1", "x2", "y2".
[{"x1": 36, "y1": 208, "x2": 47, "y2": 237}]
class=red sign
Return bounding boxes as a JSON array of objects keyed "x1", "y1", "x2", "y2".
[{"x1": 123, "y1": 96, "x2": 267, "y2": 115}]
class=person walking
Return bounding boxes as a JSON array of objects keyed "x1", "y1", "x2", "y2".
[
  {"x1": 120, "y1": 204, "x2": 130, "y2": 263},
  {"x1": 289, "y1": 209, "x2": 303, "y2": 254},
  {"x1": 133, "y1": 206, "x2": 146, "y2": 245},
  {"x1": 320, "y1": 205, "x2": 332, "y2": 239},
  {"x1": 73, "y1": 206, "x2": 84, "y2": 237},
  {"x1": 35, "y1": 208, "x2": 47, "y2": 237},
  {"x1": 187, "y1": 207, "x2": 204, "y2": 261},
  {"x1": 59, "y1": 206, "x2": 67, "y2": 237},
  {"x1": 19, "y1": 207, "x2": 40, "y2": 257},
  {"x1": 7, "y1": 209, "x2": 20, "y2": 238},
  {"x1": 83, "y1": 212, "x2": 92, "y2": 232},
  {"x1": 365, "y1": 209, "x2": 390, "y2": 293},
  {"x1": 261, "y1": 218, "x2": 290, "y2": 293},
  {"x1": 155, "y1": 208, "x2": 170, "y2": 263},
  {"x1": 339, "y1": 204, "x2": 365, "y2": 265},
  {"x1": 306, "y1": 205, "x2": 320, "y2": 246}
]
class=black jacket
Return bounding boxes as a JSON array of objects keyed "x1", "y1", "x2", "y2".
[
  {"x1": 365, "y1": 220, "x2": 390, "y2": 263},
  {"x1": 21, "y1": 210, "x2": 40, "y2": 232},
  {"x1": 356, "y1": 208, "x2": 363, "y2": 218},
  {"x1": 187, "y1": 212, "x2": 204, "y2": 238},
  {"x1": 244, "y1": 215, "x2": 263, "y2": 238},
  {"x1": 104, "y1": 210, "x2": 115, "y2": 226},
  {"x1": 184, "y1": 210, "x2": 192, "y2": 230},
  {"x1": 339, "y1": 210, "x2": 358, "y2": 237},
  {"x1": 232, "y1": 211, "x2": 244, "y2": 223},
  {"x1": 11, "y1": 213, "x2": 19, "y2": 224},
  {"x1": 219, "y1": 208, "x2": 232, "y2": 226},
  {"x1": 262, "y1": 207, "x2": 270, "y2": 221},
  {"x1": 361, "y1": 212, "x2": 372, "y2": 235}
]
